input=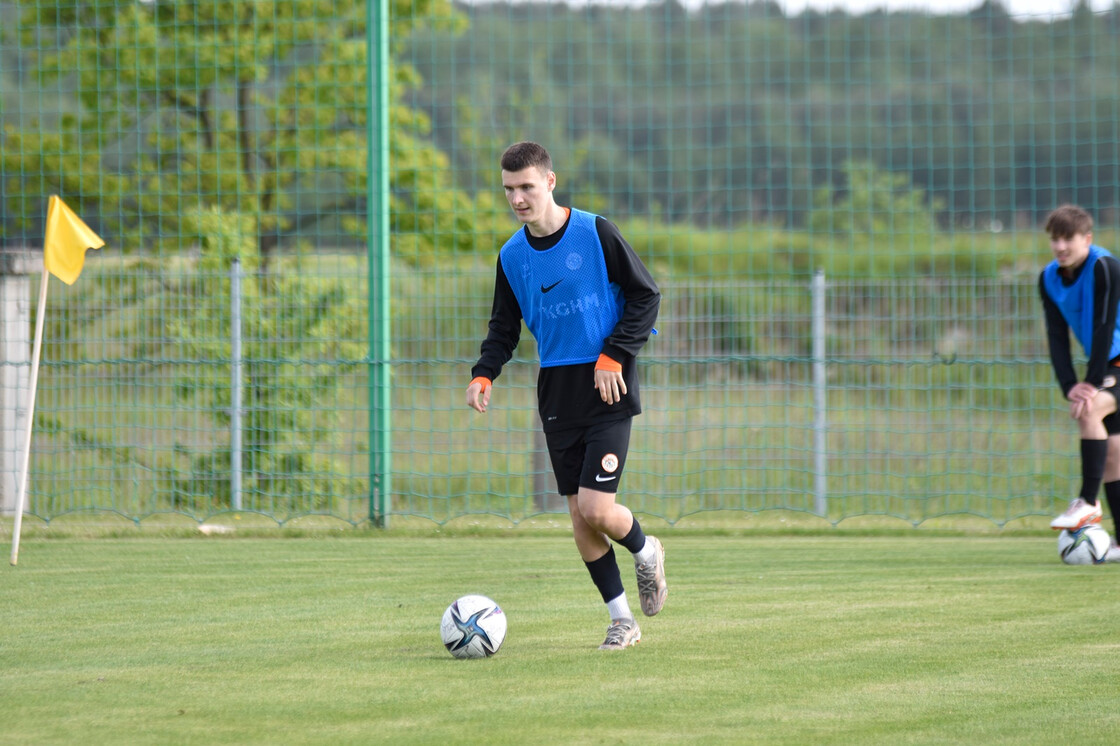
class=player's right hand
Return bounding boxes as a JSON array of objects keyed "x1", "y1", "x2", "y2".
[
  {"x1": 466, "y1": 377, "x2": 492, "y2": 413},
  {"x1": 1067, "y1": 381, "x2": 1098, "y2": 420}
]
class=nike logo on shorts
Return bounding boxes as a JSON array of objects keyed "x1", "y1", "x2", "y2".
[
  {"x1": 595, "y1": 474, "x2": 617, "y2": 482},
  {"x1": 541, "y1": 280, "x2": 562, "y2": 293}
]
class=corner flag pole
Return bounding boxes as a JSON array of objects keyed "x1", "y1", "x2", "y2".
[
  {"x1": 10, "y1": 195, "x2": 104, "y2": 566},
  {"x1": 10, "y1": 269, "x2": 50, "y2": 566}
]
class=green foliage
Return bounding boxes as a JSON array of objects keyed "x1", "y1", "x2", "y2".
[
  {"x1": 165, "y1": 208, "x2": 367, "y2": 511},
  {"x1": 0, "y1": 0, "x2": 481, "y2": 261},
  {"x1": 616, "y1": 217, "x2": 1082, "y2": 279},
  {"x1": 405, "y1": 3, "x2": 1120, "y2": 228},
  {"x1": 809, "y1": 159, "x2": 945, "y2": 238},
  {"x1": 6, "y1": 1, "x2": 1118, "y2": 258}
]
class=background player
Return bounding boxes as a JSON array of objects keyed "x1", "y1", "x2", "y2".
[{"x1": 1039, "y1": 204, "x2": 1120, "y2": 556}]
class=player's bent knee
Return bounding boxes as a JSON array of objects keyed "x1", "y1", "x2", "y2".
[
  {"x1": 577, "y1": 504, "x2": 611, "y2": 530},
  {"x1": 1077, "y1": 411, "x2": 1106, "y2": 428},
  {"x1": 1093, "y1": 391, "x2": 1119, "y2": 418},
  {"x1": 576, "y1": 489, "x2": 617, "y2": 529}
]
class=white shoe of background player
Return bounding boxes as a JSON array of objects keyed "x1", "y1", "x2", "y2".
[{"x1": 1050, "y1": 498, "x2": 1103, "y2": 530}]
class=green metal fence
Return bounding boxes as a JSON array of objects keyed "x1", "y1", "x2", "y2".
[{"x1": 1, "y1": 1, "x2": 1117, "y2": 528}]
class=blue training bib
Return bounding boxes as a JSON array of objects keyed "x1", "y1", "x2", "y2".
[
  {"x1": 1042, "y1": 245, "x2": 1120, "y2": 360},
  {"x1": 499, "y1": 209, "x2": 625, "y2": 368}
]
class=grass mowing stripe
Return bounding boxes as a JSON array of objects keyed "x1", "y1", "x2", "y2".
[{"x1": 1, "y1": 535, "x2": 1117, "y2": 745}]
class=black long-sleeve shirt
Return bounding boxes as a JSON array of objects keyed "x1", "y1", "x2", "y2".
[
  {"x1": 1039, "y1": 254, "x2": 1120, "y2": 396},
  {"x1": 471, "y1": 213, "x2": 661, "y2": 432}
]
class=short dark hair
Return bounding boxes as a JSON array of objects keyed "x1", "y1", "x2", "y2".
[
  {"x1": 500, "y1": 141, "x2": 552, "y2": 173},
  {"x1": 1044, "y1": 204, "x2": 1094, "y2": 239}
]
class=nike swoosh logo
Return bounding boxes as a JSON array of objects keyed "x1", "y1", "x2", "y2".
[
  {"x1": 541, "y1": 280, "x2": 562, "y2": 293},
  {"x1": 594, "y1": 474, "x2": 617, "y2": 482}
]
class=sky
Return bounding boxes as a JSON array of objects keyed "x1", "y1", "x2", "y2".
[
  {"x1": 526, "y1": 0, "x2": 1119, "y2": 16},
  {"x1": 775, "y1": 0, "x2": 1114, "y2": 15}
]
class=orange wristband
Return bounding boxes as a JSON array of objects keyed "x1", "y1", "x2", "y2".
[
  {"x1": 470, "y1": 376, "x2": 492, "y2": 392},
  {"x1": 595, "y1": 354, "x2": 622, "y2": 373}
]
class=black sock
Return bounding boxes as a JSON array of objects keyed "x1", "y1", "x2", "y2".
[
  {"x1": 1106, "y1": 481, "x2": 1120, "y2": 538},
  {"x1": 1080, "y1": 439, "x2": 1109, "y2": 504},
  {"x1": 584, "y1": 546, "x2": 624, "y2": 603},
  {"x1": 615, "y1": 516, "x2": 646, "y2": 554}
]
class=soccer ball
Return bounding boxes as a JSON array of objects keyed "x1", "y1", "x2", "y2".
[
  {"x1": 1057, "y1": 525, "x2": 1112, "y2": 565},
  {"x1": 440, "y1": 594, "x2": 507, "y2": 659}
]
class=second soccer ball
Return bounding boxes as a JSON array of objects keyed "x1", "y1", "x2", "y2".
[{"x1": 1057, "y1": 525, "x2": 1112, "y2": 565}]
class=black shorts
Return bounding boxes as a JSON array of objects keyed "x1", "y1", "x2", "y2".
[
  {"x1": 544, "y1": 418, "x2": 632, "y2": 496},
  {"x1": 1102, "y1": 370, "x2": 1120, "y2": 435}
]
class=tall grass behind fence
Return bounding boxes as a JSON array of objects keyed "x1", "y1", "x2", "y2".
[
  {"x1": 435, "y1": 271, "x2": 1066, "y2": 527},
  {"x1": 8, "y1": 263, "x2": 1073, "y2": 527}
]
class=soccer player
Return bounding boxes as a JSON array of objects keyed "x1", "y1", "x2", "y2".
[
  {"x1": 466, "y1": 141, "x2": 666, "y2": 650},
  {"x1": 1039, "y1": 204, "x2": 1120, "y2": 557}
]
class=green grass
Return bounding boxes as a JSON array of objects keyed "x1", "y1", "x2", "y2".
[{"x1": 2, "y1": 533, "x2": 1118, "y2": 744}]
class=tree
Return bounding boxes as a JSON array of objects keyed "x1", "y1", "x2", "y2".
[
  {"x1": 1, "y1": 0, "x2": 476, "y2": 259},
  {"x1": 0, "y1": 0, "x2": 488, "y2": 515},
  {"x1": 809, "y1": 159, "x2": 945, "y2": 238},
  {"x1": 163, "y1": 206, "x2": 368, "y2": 513}
]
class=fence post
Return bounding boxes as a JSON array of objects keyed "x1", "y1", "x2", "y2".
[
  {"x1": 0, "y1": 250, "x2": 36, "y2": 516},
  {"x1": 367, "y1": 0, "x2": 392, "y2": 527},
  {"x1": 230, "y1": 259, "x2": 243, "y2": 511},
  {"x1": 812, "y1": 270, "x2": 828, "y2": 518}
]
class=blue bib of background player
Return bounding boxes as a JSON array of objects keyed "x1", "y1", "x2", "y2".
[
  {"x1": 499, "y1": 209, "x2": 625, "y2": 368},
  {"x1": 1042, "y1": 244, "x2": 1120, "y2": 360}
]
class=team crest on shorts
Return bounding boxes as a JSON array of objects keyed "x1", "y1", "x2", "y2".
[
  {"x1": 1105, "y1": 376, "x2": 1117, "y2": 389},
  {"x1": 601, "y1": 453, "x2": 619, "y2": 473}
]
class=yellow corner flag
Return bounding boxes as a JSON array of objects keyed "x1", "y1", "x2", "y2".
[{"x1": 43, "y1": 195, "x2": 105, "y2": 285}]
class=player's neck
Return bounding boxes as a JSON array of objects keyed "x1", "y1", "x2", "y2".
[
  {"x1": 1060, "y1": 256, "x2": 1089, "y2": 280},
  {"x1": 526, "y1": 205, "x2": 569, "y2": 238}
]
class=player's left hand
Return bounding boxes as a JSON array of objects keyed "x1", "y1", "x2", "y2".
[
  {"x1": 466, "y1": 377, "x2": 492, "y2": 413},
  {"x1": 594, "y1": 369, "x2": 627, "y2": 405}
]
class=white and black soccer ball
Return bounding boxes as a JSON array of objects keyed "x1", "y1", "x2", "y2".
[
  {"x1": 1057, "y1": 524, "x2": 1112, "y2": 565},
  {"x1": 440, "y1": 594, "x2": 507, "y2": 659}
]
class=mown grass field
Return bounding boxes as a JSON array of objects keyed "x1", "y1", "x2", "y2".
[{"x1": 1, "y1": 531, "x2": 1117, "y2": 745}]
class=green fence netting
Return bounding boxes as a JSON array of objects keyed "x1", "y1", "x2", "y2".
[{"x1": 0, "y1": 0, "x2": 1117, "y2": 527}]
